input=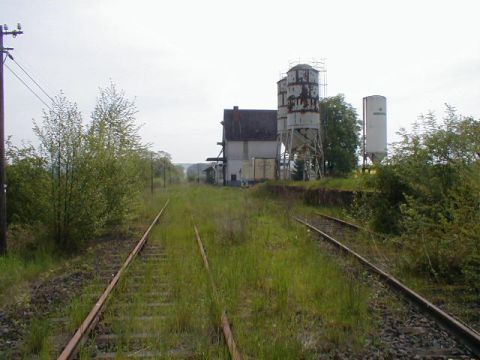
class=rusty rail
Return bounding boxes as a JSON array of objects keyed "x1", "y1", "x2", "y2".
[
  {"x1": 315, "y1": 212, "x2": 388, "y2": 240},
  {"x1": 193, "y1": 224, "x2": 242, "y2": 360},
  {"x1": 295, "y1": 216, "x2": 480, "y2": 357},
  {"x1": 315, "y1": 212, "x2": 363, "y2": 231},
  {"x1": 57, "y1": 200, "x2": 170, "y2": 360}
]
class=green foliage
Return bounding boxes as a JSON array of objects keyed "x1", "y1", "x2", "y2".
[
  {"x1": 34, "y1": 94, "x2": 97, "y2": 251},
  {"x1": 87, "y1": 82, "x2": 146, "y2": 229},
  {"x1": 23, "y1": 318, "x2": 51, "y2": 356},
  {"x1": 6, "y1": 142, "x2": 49, "y2": 226},
  {"x1": 188, "y1": 186, "x2": 371, "y2": 355},
  {"x1": 0, "y1": 252, "x2": 55, "y2": 304},
  {"x1": 367, "y1": 166, "x2": 409, "y2": 234},
  {"x1": 291, "y1": 159, "x2": 305, "y2": 180},
  {"x1": 367, "y1": 106, "x2": 480, "y2": 288},
  {"x1": 6, "y1": 82, "x2": 155, "y2": 253},
  {"x1": 321, "y1": 94, "x2": 361, "y2": 177},
  {"x1": 150, "y1": 151, "x2": 184, "y2": 185}
]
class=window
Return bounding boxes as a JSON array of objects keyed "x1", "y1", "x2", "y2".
[{"x1": 231, "y1": 174, "x2": 237, "y2": 181}]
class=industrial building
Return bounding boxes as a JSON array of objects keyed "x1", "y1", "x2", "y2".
[
  {"x1": 208, "y1": 62, "x2": 387, "y2": 184},
  {"x1": 207, "y1": 106, "x2": 277, "y2": 186}
]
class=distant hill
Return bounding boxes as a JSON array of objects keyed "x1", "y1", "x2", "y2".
[
  {"x1": 175, "y1": 163, "x2": 210, "y2": 177},
  {"x1": 175, "y1": 163, "x2": 193, "y2": 175}
]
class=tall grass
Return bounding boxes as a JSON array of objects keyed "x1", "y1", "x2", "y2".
[
  {"x1": 0, "y1": 253, "x2": 56, "y2": 305},
  {"x1": 22, "y1": 317, "x2": 51, "y2": 358},
  {"x1": 268, "y1": 172, "x2": 372, "y2": 191},
  {"x1": 187, "y1": 185, "x2": 371, "y2": 357}
]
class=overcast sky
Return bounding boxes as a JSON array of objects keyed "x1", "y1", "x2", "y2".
[{"x1": 3, "y1": 0, "x2": 479, "y2": 163}]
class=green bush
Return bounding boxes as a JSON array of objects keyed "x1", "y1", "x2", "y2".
[
  {"x1": 365, "y1": 107, "x2": 480, "y2": 289},
  {"x1": 5, "y1": 83, "x2": 151, "y2": 254}
]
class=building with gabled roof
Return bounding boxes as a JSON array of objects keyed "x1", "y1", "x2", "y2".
[{"x1": 207, "y1": 106, "x2": 277, "y2": 185}]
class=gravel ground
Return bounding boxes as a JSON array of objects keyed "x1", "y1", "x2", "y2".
[
  {"x1": 0, "y1": 236, "x2": 137, "y2": 359},
  {"x1": 303, "y1": 215, "x2": 478, "y2": 360},
  {"x1": 310, "y1": 214, "x2": 480, "y2": 333}
]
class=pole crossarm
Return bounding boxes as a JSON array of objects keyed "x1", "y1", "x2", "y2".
[{"x1": 0, "y1": 24, "x2": 23, "y2": 255}]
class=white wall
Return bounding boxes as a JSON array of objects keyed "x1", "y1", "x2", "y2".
[{"x1": 225, "y1": 140, "x2": 277, "y2": 183}]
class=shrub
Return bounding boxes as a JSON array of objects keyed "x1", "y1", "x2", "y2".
[{"x1": 366, "y1": 107, "x2": 480, "y2": 288}]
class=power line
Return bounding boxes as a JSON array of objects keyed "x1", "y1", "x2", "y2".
[
  {"x1": 4, "y1": 62, "x2": 51, "y2": 110},
  {"x1": 9, "y1": 52, "x2": 56, "y2": 100},
  {"x1": 9, "y1": 56, "x2": 54, "y2": 102}
]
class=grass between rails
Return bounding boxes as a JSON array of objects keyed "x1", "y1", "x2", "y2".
[
  {"x1": 267, "y1": 185, "x2": 480, "y2": 333},
  {"x1": 17, "y1": 188, "x2": 171, "y2": 359},
  {"x1": 0, "y1": 185, "x2": 168, "y2": 308},
  {"x1": 80, "y1": 187, "x2": 227, "y2": 358},
  {"x1": 18, "y1": 184, "x2": 373, "y2": 358},
  {"x1": 187, "y1": 185, "x2": 372, "y2": 358}
]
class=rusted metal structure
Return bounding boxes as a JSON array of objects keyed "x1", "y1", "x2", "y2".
[
  {"x1": 276, "y1": 77, "x2": 288, "y2": 179},
  {"x1": 278, "y1": 62, "x2": 326, "y2": 180}
]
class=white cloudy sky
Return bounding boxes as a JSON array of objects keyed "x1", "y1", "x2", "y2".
[{"x1": 3, "y1": 0, "x2": 479, "y2": 163}]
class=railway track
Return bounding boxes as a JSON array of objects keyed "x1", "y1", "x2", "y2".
[
  {"x1": 57, "y1": 200, "x2": 170, "y2": 359},
  {"x1": 47, "y1": 193, "x2": 478, "y2": 358},
  {"x1": 296, "y1": 213, "x2": 480, "y2": 358},
  {"x1": 56, "y1": 200, "x2": 240, "y2": 359}
]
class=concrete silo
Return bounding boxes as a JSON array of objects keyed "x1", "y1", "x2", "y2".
[
  {"x1": 277, "y1": 77, "x2": 288, "y2": 142},
  {"x1": 284, "y1": 63, "x2": 324, "y2": 179},
  {"x1": 276, "y1": 77, "x2": 288, "y2": 178},
  {"x1": 363, "y1": 95, "x2": 387, "y2": 164}
]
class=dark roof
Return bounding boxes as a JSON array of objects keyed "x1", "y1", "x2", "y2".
[
  {"x1": 289, "y1": 63, "x2": 317, "y2": 72},
  {"x1": 223, "y1": 108, "x2": 277, "y2": 141}
]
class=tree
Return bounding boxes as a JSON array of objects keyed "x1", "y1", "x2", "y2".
[
  {"x1": 291, "y1": 159, "x2": 305, "y2": 181},
  {"x1": 34, "y1": 93, "x2": 99, "y2": 251},
  {"x1": 367, "y1": 106, "x2": 480, "y2": 286},
  {"x1": 87, "y1": 82, "x2": 146, "y2": 229},
  {"x1": 320, "y1": 95, "x2": 360, "y2": 176},
  {"x1": 6, "y1": 141, "x2": 50, "y2": 226}
]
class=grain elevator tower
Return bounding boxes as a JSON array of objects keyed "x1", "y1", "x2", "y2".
[{"x1": 277, "y1": 62, "x2": 326, "y2": 180}]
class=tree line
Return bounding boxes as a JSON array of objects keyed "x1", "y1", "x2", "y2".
[{"x1": 6, "y1": 83, "x2": 182, "y2": 254}]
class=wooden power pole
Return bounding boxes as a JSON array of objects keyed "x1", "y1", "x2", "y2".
[{"x1": 0, "y1": 24, "x2": 23, "y2": 255}]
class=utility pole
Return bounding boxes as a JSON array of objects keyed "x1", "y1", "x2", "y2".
[
  {"x1": 150, "y1": 152, "x2": 154, "y2": 195},
  {"x1": 163, "y1": 158, "x2": 166, "y2": 188},
  {"x1": 0, "y1": 24, "x2": 23, "y2": 255}
]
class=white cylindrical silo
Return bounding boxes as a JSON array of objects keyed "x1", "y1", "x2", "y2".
[{"x1": 363, "y1": 95, "x2": 387, "y2": 162}]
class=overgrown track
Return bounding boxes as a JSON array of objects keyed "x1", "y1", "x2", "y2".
[
  {"x1": 296, "y1": 214, "x2": 480, "y2": 357},
  {"x1": 57, "y1": 200, "x2": 170, "y2": 359},
  {"x1": 193, "y1": 224, "x2": 242, "y2": 360},
  {"x1": 57, "y1": 200, "x2": 241, "y2": 359}
]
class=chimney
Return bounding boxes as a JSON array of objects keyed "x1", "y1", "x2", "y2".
[{"x1": 233, "y1": 106, "x2": 240, "y2": 122}]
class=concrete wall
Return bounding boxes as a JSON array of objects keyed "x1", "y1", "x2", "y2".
[
  {"x1": 265, "y1": 184, "x2": 360, "y2": 208},
  {"x1": 225, "y1": 140, "x2": 277, "y2": 184}
]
